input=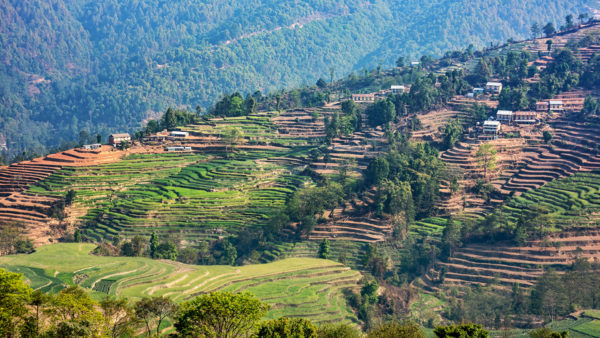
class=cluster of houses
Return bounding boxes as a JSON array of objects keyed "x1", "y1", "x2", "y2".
[
  {"x1": 351, "y1": 85, "x2": 409, "y2": 103},
  {"x1": 481, "y1": 109, "x2": 539, "y2": 140},
  {"x1": 467, "y1": 82, "x2": 503, "y2": 98}
]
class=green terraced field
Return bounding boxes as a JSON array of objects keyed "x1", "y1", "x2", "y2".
[
  {"x1": 26, "y1": 112, "x2": 318, "y2": 245},
  {"x1": 0, "y1": 244, "x2": 361, "y2": 325},
  {"x1": 496, "y1": 172, "x2": 600, "y2": 231}
]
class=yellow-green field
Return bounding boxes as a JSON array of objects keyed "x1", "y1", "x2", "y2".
[{"x1": 0, "y1": 244, "x2": 361, "y2": 325}]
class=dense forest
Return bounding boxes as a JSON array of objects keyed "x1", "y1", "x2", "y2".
[{"x1": 0, "y1": 0, "x2": 590, "y2": 158}]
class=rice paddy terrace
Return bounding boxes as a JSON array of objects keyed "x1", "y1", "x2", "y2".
[
  {"x1": 419, "y1": 171, "x2": 600, "y2": 293},
  {"x1": 0, "y1": 243, "x2": 362, "y2": 325},
  {"x1": 1, "y1": 108, "x2": 393, "y2": 247}
]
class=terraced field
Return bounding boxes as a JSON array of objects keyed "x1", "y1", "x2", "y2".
[
  {"x1": 418, "y1": 172, "x2": 600, "y2": 292},
  {"x1": 0, "y1": 243, "x2": 362, "y2": 325}
]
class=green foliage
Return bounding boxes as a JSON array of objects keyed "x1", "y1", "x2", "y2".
[
  {"x1": 367, "y1": 321, "x2": 425, "y2": 338},
  {"x1": 317, "y1": 323, "x2": 362, "y2": 338},
  {"x1": 434, "y1": 323, "x2": 489, "y2": 338},
  {"x1": 174, "y1": 292, "x2": 269, "y2": 337},
  {"x1": 366, "y1": 99, "x2": 396, "y2": 127},
  {"x1": 0, "y1": 268, "x2": 32, "y2": 337},
  {"x1": 318, "y1": 239, "x2": 330, "y2": 259},
  {"x1": 135, "y1": 296, "x2": 177, "y2": 336},
  {"x1": 529, "y1": 327, "x2": 569, "y2": 338},
  {"x1": 543, "y1": 130, "x2": 553, "y2": 144},
  {"x1": 442, "y1": 119, "x2": 463, "y2": 150},
  {"x1": 256, "y1": 317, "x2": 317, "y2": 338},
  {"x1": 100, "y1": 297, "x2": 137, "y2": 338}
]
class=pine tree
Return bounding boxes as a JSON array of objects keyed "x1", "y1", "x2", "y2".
[
  {"x1": 318, "y1": 239, "x2": 330, "y2": 259},
  {"x1": 150, "y1": 232, "x2": 159, "y2": 259}
]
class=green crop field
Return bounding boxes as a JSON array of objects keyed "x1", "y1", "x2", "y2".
[
  {"x1": 0, "y1": 244, "x2": 361, "y2": 325},
  {"x1": 498, "y1": 172, "x2": 600, "y2": 230},
  {"x1": 26, "y1": 112, "x2": 321, "y2": 245}
]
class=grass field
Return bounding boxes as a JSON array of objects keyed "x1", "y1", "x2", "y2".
[{"x1": 0, "y1": 243, "x2": 361, "y2": 325}]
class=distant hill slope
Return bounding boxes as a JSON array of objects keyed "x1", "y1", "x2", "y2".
[
  {"x1": 0, "y1": 0, "x2": 592, "y2": 156},
  {"x1": 0, "y1": 243, "x2": 362, "y2": 325}
]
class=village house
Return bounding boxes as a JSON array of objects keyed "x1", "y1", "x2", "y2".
[
  {"x1": 82, "y1": 144, "x2": 102, "y2": 150},
  {"x1": 109, "y1": 133, "x2": 131, "y2": 146},
  {"x1": 352, "y1": 93, "x2": 376, "y2": 103},
  {"x1": 482, "y1": 120, "x2": 501, "y2": 140},
  {"x1": 485, "y1": 82, "x2": 503, "y2": 95},
  {"x1": 170, "y1": 131, "x2": 189, "y2": 138},
  {"x1": 166, "y1": 146, "x2": 192, "y2": 152},
  {"x1": 549, "y1": 100, "x2": 564, "y2": 112},
  {"x1": 496, "y1": 110, "x2": 513, "y2": 123},
  {"x1": 536, "y1": 101, "x2": 549, "y2": 111},
  {"x1": 514, "y1": 111, "x2": 537, "y2": 124},
  {"x1": 391, "y1": 85, "x2": 407, "y2": 94}
]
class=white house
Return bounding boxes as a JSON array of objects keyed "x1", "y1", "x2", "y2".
[
  {"x1": 109, "y1": 133, "x2": 131, "y2": 146},
  {"x1": 391, "y1": 85, "x2": 406, "y2": 94},
  {"x1": 352, "y1": 93, "x2": 376, "y2": 103},
  {"x1": 485, "y1": 82, "x2": 503, "y2": 94},
  {"x1": 170, "y1": 131, "x2": 190, "y2": 138},
  {"x1": 483, "y1": 120, "x2": 501, "y2": 139},
  {"x1": 549, "y1": 100, "x2": 564, "y2": 111},
  {"x1": 82, "y1": 144, "x2": 102, "y2": 150},
  {"x1": 496, "y1": 110, "x2": 513, "y2": 123}
]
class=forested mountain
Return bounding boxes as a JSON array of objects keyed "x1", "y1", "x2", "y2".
[{"x1": 0, "y1": 0, "x2": 592, "y2": 157}]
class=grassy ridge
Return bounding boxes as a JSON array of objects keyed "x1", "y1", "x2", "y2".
[{"x1": 0, "y1": 244, "x2": 361, "y2": 325}]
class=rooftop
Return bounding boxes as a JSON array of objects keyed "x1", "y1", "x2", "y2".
[
  {"x1": 497, "y1": 110, "x2": 513, "y2": 115},
  {"x1": 486, "y1": 82, "x2": 502, "y2": 86},
  {"x1": 483, "y1": 120, "x2": 501, "y2": 126}
]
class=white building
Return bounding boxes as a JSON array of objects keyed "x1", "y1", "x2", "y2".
[
  {"x1": 170, "y1": 131, "x2": 189, "y2": 138},
  {"x1": 82, "y1": 144, "x2": 102, "y2": 150},
  {"x1": 483, "y1": 120, "x2": 501, "y2": 140},
  {"x1": 391, "y1": 85, "x2": 406, "y2": 94},
  {"x1": 496, "y1": 110, "x2": 513, "y2": 123},
  {"x1": 485, "y1": 82, "x2": 503, "y2": 95}
]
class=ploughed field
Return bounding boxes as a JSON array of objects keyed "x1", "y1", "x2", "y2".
[{"x1": 0, "y1": 243, "x2": 362, "y2": 325}]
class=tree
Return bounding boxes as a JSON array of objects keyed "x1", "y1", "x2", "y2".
[
  {"x1": 174, "y1": 292, "x2": 269, "y2": 337},
  {"x1": 366, "y1": 99, "x2": 396, "y2": 127},
  {"x1": 441, "y1": 217, "x2": 462, "y2": 259},
  {"x1": 195, "y1": 105, "x2": 202, "y2": 116},
  {"x1": 543, "y1": 23, "x2": 556, "y2": 37},
  {"x1": 546, "y1": 40, "x2": 553, "y2": 52},
  {"x1": 318, "y1": 239, "x2": 330, "y2": 259},
  {"x1": 442, "y1": 119, "x2": 463, "y2": 149},
  {"x1": 476, "y1": 143, "x2": 497, "y2": 180},
  {"x1": 222, "y1": 127, "x2": 244, "y2": 155},
  {"x1": 155, "y1": 242, "x2": 178, "y2": 260},
  {"x1": 73, "y1": 229, "x2": 82, "y2": 243},
  {"x1": 220, "y1": 239, "x2": 237, "y2": 265},
  {"x1": 135, "y1": 297, "x2": 177, "y2": 337},
  {"x1": 365, "y1": 157, "x2": 389, "y2": 185},
  {"x1": 368, "y1": 321, "x2": 425, "y2": 338},
  {"x1": 0, "y1": 269, "x2": 32, "y2": 337},
  {"x1": 164, "y1": 107, "x2": 177, "y2": 130},
  {"x1": 543, "y1": 131, "x2": 553, "y2": 144},
  {"x1": 565, "y1": 14, "x2": 574, "y2": 30},
  {"x1": 396, "y1": 56, "x2": 406, "y2": 68},
  {"x1": 582, "y1": 96, "x2": 600, "y2": 117},
  {"x1": 65, "y1": 189, "x2": 76, "y2": 206},
  {"x1": 316, "y1": 78, "x2": 327, "y2": 88},
  {"x1": 531, "y1": 22, "x2": 541, "y2": 38},
  {"x1": 434, "y1": 324, "x2": 489, "y2": 338},
  {"x1": 46, "y1": 286, "x2": 104, "y2": 337},
  {"x1": 96, "y1": 134, "x2": 102, "y2": 143},
  {"x1": 100, "y1": 297, "x2": 137, "y2": 338},
  {"x1": 256, "y1": 317, "x2": 317, "y2": 338},
  {"x1": 150, "y1": 232, "x2": 159, "y2": 259},
  {"x1": 318, "y1": 323, "x2": 362, "y2": 338},
  {"x1": 529, "y1": 327, "x2": 569, "y2": 338},
  {"x1": 329, "y1": 67, "x2": 335, "y2": 83}
]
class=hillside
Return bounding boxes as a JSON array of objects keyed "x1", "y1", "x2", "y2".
[
  {"x1": 3, "y1": 11, "x2": 600, "y2": 332},
  {"x1": 0, "y1": 0, "x2": 593, "y2": 157},
  {"x1": 0, "y1": 243, "x2": 362, "y2": 325}
]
